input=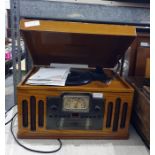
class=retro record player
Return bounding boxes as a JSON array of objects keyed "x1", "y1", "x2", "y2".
[{"x1": 17, "y1": 19, "x2": 136, "y2": 139}]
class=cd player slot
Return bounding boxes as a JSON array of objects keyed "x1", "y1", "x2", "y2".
[{"x1": 71, "y1": 113, "x2": 79, "y2": 118}]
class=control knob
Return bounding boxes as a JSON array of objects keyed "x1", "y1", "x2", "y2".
[
  {"x1": 50, "y1": 105, "x2": 58, "y2": 111},
  {"x1": 95, "y1": 105, "x2": 101, "y2": 112}
]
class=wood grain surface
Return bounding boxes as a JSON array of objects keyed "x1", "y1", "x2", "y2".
[
  {"x1": 17, "y1": 67, "x2": 134, "y2": 139},
  {"x1": 20, "y1": 19, "x2": 136, "y2": 68}
]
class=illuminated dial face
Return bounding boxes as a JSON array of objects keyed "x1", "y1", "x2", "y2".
[{"x1": 63, "y1": 95, "x2": 90, "y2": 112}]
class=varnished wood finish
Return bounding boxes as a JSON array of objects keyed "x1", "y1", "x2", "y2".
[
  {"x1": 18, "y1": 20, "x2": 135, "y2": 139},
  {"x1": 20, "y1": 19, "x2": 136, "y2": 36},
  {"x1": 17, "y1": 67, "x2": 133, "y2": 92},
  {"x1": 127, "y1": 77, "x2": 150, "y2": 147},
  {"x1": 145, "y1": 58, "x2": 150, "y2": 78},
  {"x1": 135, "y1": 47, "x2": 150, "y2": 76},
  {"x1": 128, "y1": 32, "x2": 150, "y2": 76},
  {"x1": 20, "y1": 19, "x2": 136, "y2": 68},
  {"x1": 17, "y1": 67, "x2": 134, "y2": 139}
]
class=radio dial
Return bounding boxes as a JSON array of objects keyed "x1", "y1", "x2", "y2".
[
  {"x1": 95, "y1": 105, "x2": 101, "y2": 112},
  {"x1": 50, "y1": 105, "x2": 58, "y2": 111}
]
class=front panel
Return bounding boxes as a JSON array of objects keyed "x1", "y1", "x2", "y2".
[
  {"x1": 17, "y1": 90, "x2": 133, "y2": 139},
  {"x1": 46, "y1": 93, "x2": 104, "y2": 130}
]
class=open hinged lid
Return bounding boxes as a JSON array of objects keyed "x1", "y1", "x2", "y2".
[{"x1": 20, "y1": 19, "x2": 136, "y2": 68}]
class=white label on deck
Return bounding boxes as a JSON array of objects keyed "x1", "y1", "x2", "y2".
[
  {"x1": 92, "y1": 93, "x2": 103, "y2": 98},
  {"x1": 25, "y1": 20, "x2": 40, "y2": 27},
  {"x1": 140, "y1": 42, "x2": 150, "y2": 47}
]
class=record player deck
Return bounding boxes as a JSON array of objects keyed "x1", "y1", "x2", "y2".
[
  {"x1": 17, "y1": 19, "x2": 136, "y2": 139},
  {"x1": 66, "y1": 67, "x2": 112, "y2": 86}
]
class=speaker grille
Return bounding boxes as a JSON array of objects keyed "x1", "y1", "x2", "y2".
[
  {"x1": 120, "y1": 102, "x2": 128, "y2": 128},
  {"x1": 30, "y1": 96, "x2": 36, "y2": 131},
  {"x1": 38, "y1": 100, "x2": 44, "y2": 127},
  {"x1": 113, "y1": 98, "x2": 121, "y2": 131},
  {"x1": 106, "y1": 102, "x2": 113, "y2": 128},
  {"x1": 22, "y1": 100, "x2": 28, "y2": 127}
]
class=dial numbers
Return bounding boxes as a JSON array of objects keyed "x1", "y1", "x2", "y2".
[{"x1": 63, "y1": 95, "x2": 90, "y2": 112}]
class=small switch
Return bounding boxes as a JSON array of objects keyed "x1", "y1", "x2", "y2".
[{"x1": 95, "y1": 105, "x2": 101, "y2": 112}]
